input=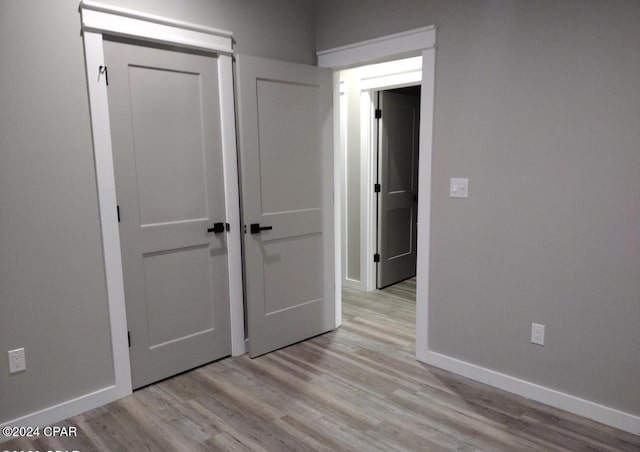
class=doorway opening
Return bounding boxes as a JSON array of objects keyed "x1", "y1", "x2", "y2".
[{"x1": 338, "y1": 57, "x2": 422, "y2": 324}]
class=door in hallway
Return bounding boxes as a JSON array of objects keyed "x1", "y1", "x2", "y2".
[{"x1": 377, "y1": 89, "x2": 420, "y2": 288}]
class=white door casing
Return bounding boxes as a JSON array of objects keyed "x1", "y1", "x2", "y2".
[
  {"x1": 317, "y1": 27, "x2": 436, "y2": 361},
  {"x1": 236, "y1": 55, "x2": 335, "y2": 358}
]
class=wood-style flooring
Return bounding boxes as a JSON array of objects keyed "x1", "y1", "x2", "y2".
[{"x1": 5, "y1": 278, "x2": 639, "y2": 451}]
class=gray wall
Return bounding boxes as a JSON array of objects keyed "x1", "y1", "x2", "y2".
[
  {"x1": 104, "y1": 0, "x2": 316, "y2": 65},
  {"x1": 0, "y1": 0, "x2": 315, "y2": 424},
  {"x1": 342, "y1": 71, "x2": 362, "y2": 284},
  {"x1": 317, "y1": 0, "x2": 640, "y2": 415}
]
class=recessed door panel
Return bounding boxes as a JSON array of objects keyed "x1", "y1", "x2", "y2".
[
  {"x1": 257, "y1": 80, "x2": 321, "y2": 214},
  {"x1": 386, "y1": 104, "x2": 417, "y2": 193},
  {"x1": 143, "y1": 245, "x2": 215, "y2": 348},
  {"x1": 386, "y1": 207, "x2": 413, "y2": 258},
  {"x1": 128, "y1": 66, "x2": 208, "y2": 225},
  {"x1": 263, "y1": 234, "x2": 323, "y2": 315}
]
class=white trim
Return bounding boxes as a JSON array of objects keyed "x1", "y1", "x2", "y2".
[
  {"x1": 83, "y1": 30, "x2": 133, "y2": 399},
  {"x1": 327, "y1": 34, "x2": 435, "y2": 344},
  {"x1": 82, "y1": 0, "x2": 232, "y2": 37},
  {"x1": 0, "y1": 385, "x2": 120, "y2": 443},
  {"x1": 358, "y1": 56, "x2": 423, "y2": 91},
  {"x1": 318, "y1": 26, "x2": 436, "y2": 69},
  {"x1": 361, "y1": 91, "x2": 376, "y2": 292},
  {"x1": 416, "y1": 48, "x2": 436, "y2": 360},
  {"x1": 218, "y1": 55, "x2": 246, "y2": 355},
  {"x1": 423, "y1": 351, "x2": 640, "y2": 435},
  {"x1": 333, "y1": 71, "x2": 343, "y2": 327},
  {"x1": 338, "y1": 84, "x2": 350, "y2": 293},
  {"x1": 360, "y1": 91, "x2": 372, "y2": 292},
  {"x1": 360, "y1": 70, "x2": 422, "y2": 91},
  {"x1": 81, "y1": 1, "x2": 233, "y2": 54}
]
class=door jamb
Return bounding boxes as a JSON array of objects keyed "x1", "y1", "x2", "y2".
[
  {"x1": 80, "y1": 1, "x2": 245, "y2": 406},
  {"x1": 365, "y1": 90, "x2": 378, "y2": 292},
  {"x1": 318, "y1": 26, "x2": 436, "y2": 360}
]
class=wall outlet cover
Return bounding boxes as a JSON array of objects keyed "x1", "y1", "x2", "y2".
[
  {"x1": 531, "y1": 323, "x2": 545, "y2": 346},
  {"x1": 8, "y1": 348, "x2": 26, "y2": 373}
]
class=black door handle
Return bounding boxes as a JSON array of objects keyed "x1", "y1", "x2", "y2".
[
  {"x1": 250, "y1": 223, "x2": 273, "y2": 234},
  {"x1": 207, "y1": 222, "x2": 226, "y2": 233}
]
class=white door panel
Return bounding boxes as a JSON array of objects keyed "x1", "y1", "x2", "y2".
[
  {"x1": 237, "y1": 55, "x2": 335, "y2": 358},
  {"x1": 105, "y1": 40, "x2": 231, "y2": 388}
]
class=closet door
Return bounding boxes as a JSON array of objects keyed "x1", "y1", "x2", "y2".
[
  {"x1": 236, "y1": 55, "x2": 335, "y2": 357},
  {"x1": 105, "y1": 39, "x2": 231, "y2": 388}
]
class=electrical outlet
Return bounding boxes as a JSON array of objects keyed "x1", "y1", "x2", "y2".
[
  {"x1": 8, "y1": 348, "x2": 26, "y2": 373},
  {"x1": 531, "y1": 323, "x2": 545, "y2": 346}
]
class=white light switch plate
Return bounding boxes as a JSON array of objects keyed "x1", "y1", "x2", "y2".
[{"x1": 450, "y1": 178, "x2": 469, "y2": 198}]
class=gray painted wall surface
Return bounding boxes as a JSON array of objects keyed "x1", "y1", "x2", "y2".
[
  {"x1": 0, "y1": 0, "x2": 114, "y2": 422},
  {"x1": 0, "y1": 0, "x2": 315, "y2": 424},
  {"x1": 318, "y1": 0, "x2": 640, "y2": 415},
  {"x1": 103, "y1": 0, "x2": 316, "y2": 65},
  {"x1": 343, "y1": 72, "x2": 362, "y2": 283}
]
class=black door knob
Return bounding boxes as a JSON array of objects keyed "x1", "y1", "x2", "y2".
[
  {"x1": 207, "y1": 222, "x2": 226, "y2": 233},
  {"x1": 250, "y1": 223, "x2": 273, "y2": 234}
]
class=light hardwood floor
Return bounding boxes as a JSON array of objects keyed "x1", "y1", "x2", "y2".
[{"x1": 5, "y1": 278, "x2": 639, "y2": 451}]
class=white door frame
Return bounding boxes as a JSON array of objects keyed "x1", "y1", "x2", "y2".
[
  {"x1": 80, "y1": 0, "x2": 245, "y2": 402},
  {"x1": 318, "y1": 26, "x2": 436, "y2": 360}
]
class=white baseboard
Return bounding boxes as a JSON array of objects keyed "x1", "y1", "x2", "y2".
[
  {"x1": 0, "y1": 385, "x2": 124, "y2": 444},
  {"x1": 421, "y1": 351, "x2": 640, "y2": 435}
]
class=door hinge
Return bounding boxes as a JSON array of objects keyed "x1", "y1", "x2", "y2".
[
  {"x1": 374, "y1": 183, "x2": 381, "y2": 193},
  {"x1": 117, "y1": 205, "x2": 121, "y2": 223},
  {"x1": 374, "y1": 253, "x2": 380, "y2": 263},
  {"x1": 127, "y1": 331, "x2": 131, "y2": 347},
  {"x1": 375, "y1": 108, "x2": 382, "y2": 119},
  {"x1": 98, "y1": 65, "x2": 109, "y2": 86}
]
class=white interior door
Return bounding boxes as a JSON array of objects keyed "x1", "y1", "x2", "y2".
[
  {"x1": 377, "y1": 90, "x2": 420, "y2": 288},
  {"x1": 236, "y1": 55, "x2": 335, "y2": 358},
  {"x1": 105, "y1": 40, "x2": 231, "y2": 388}
]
